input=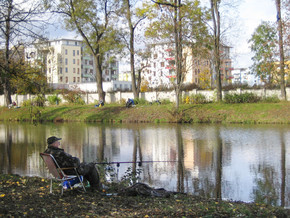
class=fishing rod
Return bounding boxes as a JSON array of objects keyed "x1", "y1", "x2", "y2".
[{"x1": 94, "y1": 160, "x2": 180, "y2": 167}]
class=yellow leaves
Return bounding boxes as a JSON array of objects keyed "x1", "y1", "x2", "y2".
[
  {"x1": 41, "y1": 179, "x2": 45, "y2": 182},
  {"x1": 0, "y1": 194, "x2": 5, "y2": 198}
]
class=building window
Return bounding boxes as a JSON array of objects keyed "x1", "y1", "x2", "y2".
[
  {"x1": 65, "y1": 58, "x2": 68, "y2": 65},
  {"x1": 73, "y1": 77, "x2": 76, "y2": 82},
  {"x1": 66, "y1": 77, "x2": 68, "y2": 83},
  {"x1": 77, "y1": 59, "x2": 79, "y2": 65},
  {"x1": 73, "y1": 59, "x2": 75, "y2": 64},
  {"x1": 73, "y1": 50, "x2": 75, "y2": 56},
  {"x1": 65, "y1": 67, "x2": 68, "y2": 73},
  {"x1": 75, "y1": 41, "x2": 77, "y2": 45},
  {"x1": 77, "y1": 77, "x2": 80, "y2": 82},
  {"x1": 73, "y1": 68, "x2": 76, "y2": 73},
  {"x1": 60, "y1": 67, "x2": 62, "y2": 74},
  {"x1": 77, "y1": 50, "x2": 79, "y2": 55},
  {"x1": 65, "y1": 49, "x2": 68, "y2": 55},
  {"x1": 60, "y1": 76, "x2": 63, "y2": 82},
  {"x1": 77, "y1": 68, "x2": 80, "y2": 74}
]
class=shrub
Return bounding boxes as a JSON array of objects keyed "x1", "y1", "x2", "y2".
[
  {"x1": 224, "y1": 92, "x2": 261, "y2": 103},
  {"x1": 120, "y1": 98, "x2": 126, "y2": 105},
  {"x1": 34, "y1": 95, "x2": 46, "y2": 107},
  {"x1": 61, "y1": 89, "x2": 85, "y2": 105},
  {"x1": 22, "y1": 99, "x2": 34, "y2": 107},
  {"x1": 47, "y1": 95, "x2": 61, "y2": 105},
  {"x1": 134, "y1": 98, "x2": 148, "y2": 105},
  {"x1": 21, "y1": 95, "x2": 46, "y2": 107},
  {"x1": 262, "y1": 95, "x2": 280, "y2": 103},
  {"x1": 183, "y1": 94, "x2": 207, "y2": 104},
  {"x1": 161, "y1": 99, "x2": 171, "y2": 105}
]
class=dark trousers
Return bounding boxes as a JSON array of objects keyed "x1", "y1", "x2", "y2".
[{"x1": 77, "y1": 162, "x2": 101, "y2": 190}]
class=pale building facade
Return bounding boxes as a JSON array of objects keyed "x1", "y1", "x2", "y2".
[
  {"x1": 25, "y1": 39, "x2": 120, "y2": 85},
  {"x1": 142, "y1": 43, "x2": 233, "y2": 89}
]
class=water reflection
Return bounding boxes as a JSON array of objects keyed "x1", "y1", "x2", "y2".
[{"x1": 0, "y1": 122, "x2": 289, "y2": 207}]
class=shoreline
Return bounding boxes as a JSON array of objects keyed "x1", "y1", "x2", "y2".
[{"x1": 0, "y1": 102, "x2": 289, "y2": 124}]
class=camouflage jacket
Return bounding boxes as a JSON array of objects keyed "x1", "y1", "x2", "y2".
[{"x1": 44, "y1": 145, "x2": 80, "y2": 175}]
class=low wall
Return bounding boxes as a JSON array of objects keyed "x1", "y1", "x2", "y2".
[{"x1": 0, "y1": 88, "x2": 289, "y2": 106}]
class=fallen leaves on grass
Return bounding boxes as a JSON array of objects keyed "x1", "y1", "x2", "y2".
[{"x1": 0, "y1": 174, "x2": 289, "y2": 217}]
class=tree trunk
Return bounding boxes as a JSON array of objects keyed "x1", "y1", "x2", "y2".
[
  {"x1": 94, "y1": 55, "x2": 105, "y2": 102},
  {"x1": 3, "y1": 0, "x2": 13, "y2": 106},
  {"x1": 211, "y1": 0, "x2": 222, "y2": 102},
  {"x1": 174, "y1": 0, "x2": 182, "y2": 110},
  {"x1": 125, "y1": 0, "x2": 139, "y2": 99},
  {"x1": 4, "y1": 79, "x2": 12, "y2": 106},
  {"x1": 276, "y1": 0, "x2": 287, "y2": 100}
]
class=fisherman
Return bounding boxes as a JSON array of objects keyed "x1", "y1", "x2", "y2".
[
  {"x1": 126, "y1": 98, "x2": 134, "y2": 108},
  {"x1": 44, "y1": 136, "x2": 101, "y2": 191}
]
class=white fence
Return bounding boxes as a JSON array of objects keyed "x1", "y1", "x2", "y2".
[{"x1": 0, "y1": 88, "x2": 289, "y2": 106}]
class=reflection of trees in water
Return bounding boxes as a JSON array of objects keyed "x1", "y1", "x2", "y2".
[
  {"x1": 190, "y1": 126, "x2": 224, "y2": 200},
  {"x1": 0, "y1": 124, "x2": 12, "y2": 174},
  {"x1": 250, "y1": 129, "x2": 287, "y2": 207},
  {"x1": 251, "y1": 166, "x2": 279, "y2": 206},
  {"x1": 176, "y1": 125, "x2": 184, "y2": 193},
  {"x1": 132, "y1": 129, "x2": 142, "y2": 181},
  {"x1": 280, "y1": 130, "x2": 286, "y2": 207}
]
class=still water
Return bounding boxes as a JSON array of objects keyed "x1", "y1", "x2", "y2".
[{"x1": 0, "y1": 122, "x2": 289, "y2": 207}]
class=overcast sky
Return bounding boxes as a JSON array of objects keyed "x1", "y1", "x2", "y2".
[{"x1": 49, "y1": 0, "x2": 279, "y2": 70}]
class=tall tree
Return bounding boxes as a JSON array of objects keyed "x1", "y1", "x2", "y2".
[
  {"x1": 50, "y1": 0, "x2": 123, "y2": 102},
  {"x1": 120, "y1": 0, "x2": 148, "y2": 99},
  {"x1": 209, "y1": 0, "x2": 222, "y2": 102},
  {"x1": 0, "y1": 0, "x2": 47, "y2": 106},
  {"x1": 146, "y1": 0, "x2": 208, "y2": 109},
  {"x1": 275, "y1": 0, "x2": 286, "y2": 100},
  {"x1": 249, "y1": 22, "x2": 278, "y2": 84}
]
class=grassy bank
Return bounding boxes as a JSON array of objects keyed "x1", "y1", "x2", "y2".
[
  {"x1": 0, "y1": 101, "x2": 289, "y2": 124},
  {"x1": 0, "y1": 174, "x2": 289, "y2": 217}
]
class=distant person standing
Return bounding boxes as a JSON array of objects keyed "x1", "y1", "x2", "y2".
[{"x1": 44, "y1": 136, "x2": 101, "y2": 191}]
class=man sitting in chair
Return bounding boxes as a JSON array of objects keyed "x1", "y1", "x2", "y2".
[{"x1": 44, "y1": 136, "x2": 101, "y2": 191}]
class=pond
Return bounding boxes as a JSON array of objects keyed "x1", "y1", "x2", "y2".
[{"x1": 0, "y1": 122, "x2": 289, "y2": 208}]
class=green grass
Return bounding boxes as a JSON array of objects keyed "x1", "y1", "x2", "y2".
[{"x1": 0, "y1": 101, "x2": 289, "y2": 124}]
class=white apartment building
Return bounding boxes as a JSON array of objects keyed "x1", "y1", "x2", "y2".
[
  {"x1": 25, "y1": 39, "x2": 119, "y2": 85},
  {"x1": 142, "y1": 43, "x2": 175, "y2": 88},
  {"x1": 140, "y1": 43, "x2": 233, "y2": 89}
]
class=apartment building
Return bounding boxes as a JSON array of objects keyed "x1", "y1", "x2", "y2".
[
  {"x1": 184, "y1": 45, "x2": 233, "y2": 87},
  {"x1": 25, "y1": 39, "x2": 119, "y2": 85},
  {"x1": 142, "y1": 43, "x2": 175, "y2": 88},
  {"x1": 142, "y1": 43, "x2": 233, "y2": 88}
]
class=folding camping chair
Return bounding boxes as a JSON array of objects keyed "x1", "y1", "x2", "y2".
[{"x1": 40, "y1": 153, "x2": 86, "y2": 195}]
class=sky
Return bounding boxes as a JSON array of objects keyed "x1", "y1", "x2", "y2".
[
  {"x1": 232, "y1": 0, "x2": 277, "y2": 69},
  {"x1": 48, "y1": 0, "x2": 279, "y2": 70}
]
